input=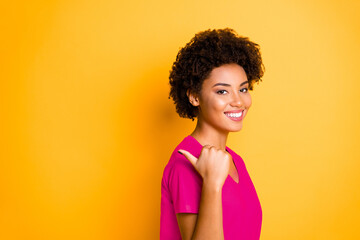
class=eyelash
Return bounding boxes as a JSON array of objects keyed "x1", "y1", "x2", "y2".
[{"x1": 216, "y1": 88, "x2": 248, "y2": 95}]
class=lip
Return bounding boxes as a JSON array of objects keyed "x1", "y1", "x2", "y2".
[
  {"x1": 224, "y1": 110, "x2": 244, "y2": 122},
  {"x1": 224, "y1": 110, "x2": 244, "y2": 113}
]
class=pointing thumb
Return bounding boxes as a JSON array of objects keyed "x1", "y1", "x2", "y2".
[{"x1": 178, "y1": 149, "x2": 198, "y2": 167}]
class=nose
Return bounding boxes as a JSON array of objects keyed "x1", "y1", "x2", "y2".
[{"x1": 230, "y1": 92, "x2": 243, "y2": 107}]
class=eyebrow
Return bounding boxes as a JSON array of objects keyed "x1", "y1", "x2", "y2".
[{"x1": 212, "y1": 81, "x2": 249, "y2": 88}]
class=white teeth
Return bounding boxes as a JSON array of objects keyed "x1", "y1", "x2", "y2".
[{"x1": 225, "y1": 111, "x2": 243, "y2": 118}]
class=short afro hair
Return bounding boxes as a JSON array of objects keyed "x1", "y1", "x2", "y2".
[{"x1": 168, "y1": 28, "x2": 265, "y2": 120}]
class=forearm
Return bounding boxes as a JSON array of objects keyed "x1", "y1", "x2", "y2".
[{"x1": 191, "y1": 181, "x2": 224, "y2": 240}]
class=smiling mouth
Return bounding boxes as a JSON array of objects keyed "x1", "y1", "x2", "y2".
[{"x1": 224, "y1": 110, "x2": 244, "y2": 121}]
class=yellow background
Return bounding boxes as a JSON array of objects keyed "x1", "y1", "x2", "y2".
[{"x1": 1, "y1": 0, "x2": 359, "y2": 239}]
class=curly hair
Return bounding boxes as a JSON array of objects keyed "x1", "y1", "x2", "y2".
[{"x1": 168, "y1": 28, "x2": 265, "y2": 120}]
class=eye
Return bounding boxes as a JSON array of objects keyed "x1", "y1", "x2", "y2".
[
  {"x1": 240, "y1": 88, "x2": 248, "y2": 93},
  {"x1": 216, "y1": 90, "x2": 228, "y2": 95}
]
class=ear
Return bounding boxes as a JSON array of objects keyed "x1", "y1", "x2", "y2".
[{"x1": 186, "y1": 89, "x2": 200, "y2": 107}]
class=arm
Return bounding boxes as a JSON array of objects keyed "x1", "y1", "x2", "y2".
[
  {"x1": 177, "y1": 181, "x2": 223, "y2": 240},
  {"x1": 177, "y1": 146, "x2": 230, "y2": 240}
]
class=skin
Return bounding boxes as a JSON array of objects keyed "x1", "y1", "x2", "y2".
[{"x1": 177, "y1": 63, "x2": 252, "y2": 240}]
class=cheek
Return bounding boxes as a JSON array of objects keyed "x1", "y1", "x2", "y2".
[
  {"x1": 211, "y1": 98, "x2": 228, "y2": 112},
  {"x1": 202, "y1": 96, "x2": 226, "y2": 111},
  {"x1": 245, "y1": 94, "x2": 252, "y2": 108}
]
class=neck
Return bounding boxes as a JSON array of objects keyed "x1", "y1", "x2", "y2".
[{"x1": 190, "y1": 117, "x2": 229, "y2": 151}]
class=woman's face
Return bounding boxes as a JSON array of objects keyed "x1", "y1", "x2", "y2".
[{"x1": 189, "y1": 63, "x2": 252, "y2": 133}]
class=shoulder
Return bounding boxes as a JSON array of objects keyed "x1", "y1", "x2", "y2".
[
  {"x1": 167, "y1": 135, "x2": 203, "y2": 166},
  {"x1": 169, "y1": 155, "x2": 198, "y2": 182},
  {"x1": 162, "y1": 136, "x2": 203, "y2": 185}
]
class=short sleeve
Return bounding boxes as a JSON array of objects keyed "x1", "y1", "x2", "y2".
[{"x1": 168, "y1": 158, "x2": 203, "y2": 214}]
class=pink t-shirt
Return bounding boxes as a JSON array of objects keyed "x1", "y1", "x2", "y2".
[{"x1": 160, "y1": 135, "x2": 262, "y2": 239}]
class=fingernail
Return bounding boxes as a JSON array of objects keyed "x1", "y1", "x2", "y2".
[{"x1": 178, "y1": 150, "x2": 183, "y2": 155}]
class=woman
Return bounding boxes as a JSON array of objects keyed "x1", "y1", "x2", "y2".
[{"x1": 160, "y1": 28, "x2": 264, "y2": 240}]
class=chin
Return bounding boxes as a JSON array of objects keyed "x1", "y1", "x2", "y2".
[
  {"x1": 230, "y1": 128, "x2": 243, "y2": 132},
  {"x1": 229, "y1": 124, "x2": 243, "y2": 132},
  {"x1": 221, "y1": 124, "x2": 243, "y2": 133}
]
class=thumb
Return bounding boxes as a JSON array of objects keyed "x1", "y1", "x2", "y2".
[{"x1": 178, "y1": 149, "x2": 198, "y2": 166}]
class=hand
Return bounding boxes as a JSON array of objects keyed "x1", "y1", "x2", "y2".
[{"x1": 178, "y1": 145, "x2": 231, "y2": 190}]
